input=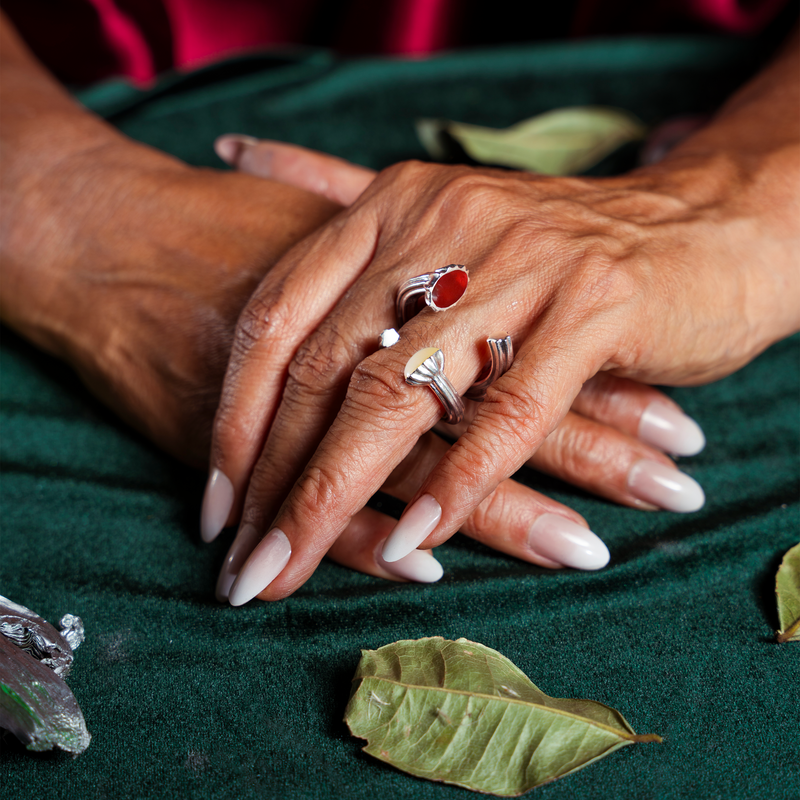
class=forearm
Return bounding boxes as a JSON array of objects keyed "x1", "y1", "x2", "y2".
[
  {"x1": 626, "y1": 26, "x2": 800, "y2": 354},
  {"x1": 0, "y1": 12, "x2": 127, "y2": 164},
  {"x1": 0, "y1": 12, "x2": 339, "y2": 356},
  {"x1": 0, "y1": 13, "x2": 168, "y2": 351}
]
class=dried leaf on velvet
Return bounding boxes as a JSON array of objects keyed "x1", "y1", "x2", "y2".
[
  {"x1": 344, "y1": 637, "x2": 661, "y2": 796},
  {"x1": 416, "y1": 107, "x2": 646, "y2": 175},
  {"x1": 776, "y1": 542, "x2": 800, "y2": 643}
]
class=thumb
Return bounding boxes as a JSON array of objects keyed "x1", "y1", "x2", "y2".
[{"x1": 215, "y1": 135, "x2": 375, "y2": 206}]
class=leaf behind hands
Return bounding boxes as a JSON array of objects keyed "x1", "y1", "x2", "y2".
[
  {"x1": 344, "y1": 637, "x2": 660, "y2": 796},
  {"x1": 416, "y1": 107, "x2": 646, "y2": 175},
  {"x1": 776, "y1": 543, "x2": 800, "y2": 643}
]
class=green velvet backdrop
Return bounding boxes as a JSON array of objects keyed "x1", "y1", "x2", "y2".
[{"x1": 1, "y1": 36, "x2": 798, "y2": 800}]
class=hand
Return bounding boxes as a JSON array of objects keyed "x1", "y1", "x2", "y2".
[{"x1": 207, "y1": 138, "x2": 719, "y2": 604}]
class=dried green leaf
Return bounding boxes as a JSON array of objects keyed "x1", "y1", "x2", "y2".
[
  {"x1": 776, "y1": 542, "x2": 800, "y2": 643},
  {"x1": 416, "y1": 108, "x2": 646, "y2": 176},
  {"x1": 345, "y1": 637, "x2": 660, "y2": 796}
]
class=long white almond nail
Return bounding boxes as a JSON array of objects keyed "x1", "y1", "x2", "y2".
[
  {"x1": 214, "y1": 134, "x2": 258, "y2": 165},
  {"x1": 639, "y1": 401, "x2": 705, "y2": 456},
  {"x1": 200, "y1": 469, "x2": 234, "y2": 543},
  {"x1": 628, "y1": 459, "x2": 705, "y2": 512},
  {"x1": 215, "y1": 523, "x2": 261, "y2": 601},
  {"x1": 527, "y1": 514, "x2": 610, "y2": 570},
  {"x1": 377, "y1": 546, "x2": 444, "y2": 583},
  {"x1": 381, "y1": 495, "x2": 442, "y2": 563},
  {"x1": 228, "y1": 528, "x2": 291, "y2": 607}
]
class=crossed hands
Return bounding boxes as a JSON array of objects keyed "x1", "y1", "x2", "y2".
[
  {"x1": 3, "y1": 14, "x2": 796, "y2": 606},
  {"x1": 202, "y1": 137, "x2": 737, "y2": 606}
]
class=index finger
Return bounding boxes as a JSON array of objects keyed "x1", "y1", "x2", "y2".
[
  {"x1": 226, "y1": 332, "x2": 480, "y2": 604},
  {"x1": 226, "y1": 301, "x2": 606, "y2": 605}
]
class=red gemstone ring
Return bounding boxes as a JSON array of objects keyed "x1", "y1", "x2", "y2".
[{"x1": 395, "y1": 264, "x2": 469, "y2": 325}]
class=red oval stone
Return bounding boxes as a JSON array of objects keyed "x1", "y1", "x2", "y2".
[{"x1": 431, "y1": 269, "x2": 468, "y2": 309}]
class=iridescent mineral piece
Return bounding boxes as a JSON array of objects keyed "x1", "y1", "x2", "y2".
[{"x1": 0, "y1": 595, "x2": 91, "y2": 754}]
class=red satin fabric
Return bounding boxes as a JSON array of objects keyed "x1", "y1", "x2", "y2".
[{"x1": 1, "y1": 0, "x2": 788, "y2": 86}]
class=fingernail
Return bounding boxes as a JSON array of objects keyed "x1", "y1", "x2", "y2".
[
  {"x1": 628, "y1": 459, "x2": 705, "y2": 513},
  {"x1": 228, "y1": 528, "x2": 291, "y2": 607},
  {"x1": 377, "y1": 545, "x2": 444, "y2": 583},
  {"x1": 214, "y1": 134, "x2": 259, "y2": 165},
  {"x1": 381, "y1": 495, "x2": 442, "y2": 563},
  {"x1": 215, "y1": 523, "x2": 261, "y2": 601},
  {"x1": 527, "y1": 513, "x2": 610, "y2": 570},
  {"x1": 638, "y1": 401, "x2": 705, "y2": 456},
  {"x1": 200, "y1": 468, "x2": 234, "y2": 543}
]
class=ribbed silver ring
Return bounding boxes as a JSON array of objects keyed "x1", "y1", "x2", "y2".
[
  {"x1": 465, "y1": 335, "x2": 514, "y2": 402},
  {"x1": 404, "y1": 347, "x2": 464, "y2": 425}
]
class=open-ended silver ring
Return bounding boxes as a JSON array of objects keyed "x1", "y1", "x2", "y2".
[
  {"x1": 465, "y1": 335, "x2": 514, "y2": 402},
  {"x1": 404, "y1": 347, "x2": 464, "y2": 425},
  {"x1": 396, "y1": 264, "x2": 469, "y2": 325}
]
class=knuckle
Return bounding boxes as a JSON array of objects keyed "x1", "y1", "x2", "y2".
[
  {"x1": 290, "y1": 464, "x2": 347, "y2": 552},
  {"x1": 285, "y1": 323, "x2": 357, "y2": 400},
  {"x1": 296, "y1": 463, "x2": 341, "y2": 511},
  {"x1": 469, "y1": 484, "x2": 510, "y2": 538},
  {"x1": 543, "y1": 422, "x2": 597, "y2": 475},
  {"x1": 481, "y1": 374, "x2": 549, "y2": 446},
  {"x1": 233, "y1": 292, "x2": 287, "y2": 356},
  {"x1": 346, "y1": 356, "x2": 410, "y2": 420},
  {"x1": 212, "y1": 404, "x2": 256, "y2": 460},
  {"x1": 438, "y1": 173, "x2": 516, "y2": 223},
  {"x1": 378, "y1": 159, "x2": 429, "y2": 186}
]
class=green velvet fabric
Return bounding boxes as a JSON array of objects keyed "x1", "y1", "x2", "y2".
[{"x1": 2, "y1": 36, "x2": 798, "y2": 799}]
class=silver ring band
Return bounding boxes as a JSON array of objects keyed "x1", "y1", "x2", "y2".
[
  {"x1": 404, "y1": 347, "x2": 464, "y2": 425},
  {"x1": 465, "y1": 335, "x2": 514, "y2": 402}
]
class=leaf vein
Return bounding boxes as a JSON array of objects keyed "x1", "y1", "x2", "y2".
[{"x1": 358, "y1": 677, "x2": 634, "y2": 741}]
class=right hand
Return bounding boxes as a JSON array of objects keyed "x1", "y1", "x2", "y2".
[{"x1": 206, "y1": 137, "x2": 709, "y2": 602}]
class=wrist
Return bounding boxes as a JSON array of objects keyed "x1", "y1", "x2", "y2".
[
  {"x1": 0, "y1": 131, "x2": 186, "y2": 359},
  {"x1": 625, "y1": 146, "x2": 800, "y2": 355}
]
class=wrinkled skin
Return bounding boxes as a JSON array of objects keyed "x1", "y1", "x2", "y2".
[
  {"x1": 209, "y1": 30, "x2": 800, "y2": 600},
  {"x1": 1, "y1": 12, "x2": 697, "y2": 587}
]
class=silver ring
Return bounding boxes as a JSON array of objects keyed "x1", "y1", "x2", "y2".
[
  {"x1": 396, "y1": 264, "x2": 469, "y2": 325},
  {"x1": 465, "y1": 335, "x2": 514, "y2": 402},
  {"x1": 404, "y1": 347, "x2": 464, "y2": 425}
]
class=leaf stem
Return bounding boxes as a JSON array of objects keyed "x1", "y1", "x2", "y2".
[{"x1": 776, "y1": 617, "x2": 800, "y2": 643}]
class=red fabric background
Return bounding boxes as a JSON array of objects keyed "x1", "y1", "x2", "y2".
[{"x1": 1, "y1": 0, "x2": 789, "y2": 86}]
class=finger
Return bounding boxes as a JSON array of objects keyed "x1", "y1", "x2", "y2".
[
  {"x1": 378, "y1": 303, "x2": 633, "y2": 560},
  {"x1": 438, "y1": 398, "x2": 702, "y2": 512},
  {"x1": 223, "y1": 324, "x2": 609, "y2": 604},
  {"x1": 214, "y1": 431, "x2": 452, "y2": 599},
  {"x1": 327, "y1": 508, "x2": 444, "y2": 583},
  {"x1": 201, "y1": 201, "x2": 377, "y2": 543},
  {"x1": 215, "y1": 505, "x2": 443, "y2": 600},
  {"x1": 377, "y1": 431, "x2": 608, "y2": 571},
  {"x1": 571, "y1": 374, "x2": 705, "y2": 456},
  {"x1": 219, "y1": 242, "x2": 594, "y2": 599},
  {"x1": 528, "y1": 410, "x2": 705, "y2": 512},
  {"x1": 220, "y1": 427, "x2": 611, "y2": 603},
  {"x1": 215, "y1": 135, "x2": 375, "y2": 206}
]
